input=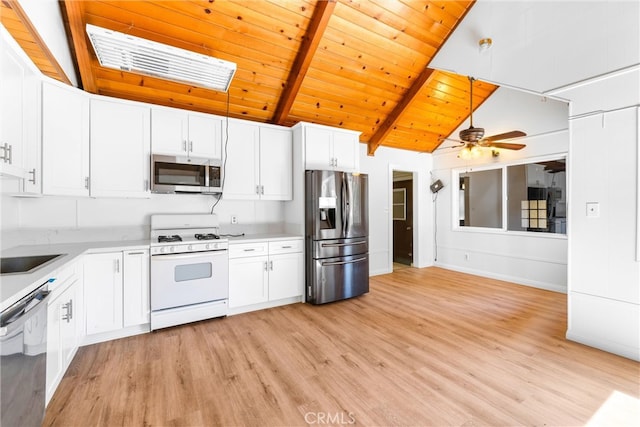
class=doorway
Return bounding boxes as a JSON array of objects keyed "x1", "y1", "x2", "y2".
[{"x1": 392, "y1": 171, "x2": 414, "y2": 270}]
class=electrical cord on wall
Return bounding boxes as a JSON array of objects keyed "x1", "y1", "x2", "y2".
[
  {"x1": 210, "y1": 90, "x2": 231, "y2": 214},
  {"x1": 433, "y1": 190, "x2": 438, "y2": 262}
]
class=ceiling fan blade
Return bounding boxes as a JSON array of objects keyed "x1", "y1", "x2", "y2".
[
  {"x1": 486, "y1": 142, "x2": 526, "y2": 150},
  {"x1": 482, "y1": 130, "x2": 526, "y2": 142}
]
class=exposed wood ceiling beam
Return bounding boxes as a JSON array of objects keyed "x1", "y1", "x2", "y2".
[
  {"x1": 62, "y1": 0, "x2": 96, "y2": 93},
  {"x1": 367, "y1": 67, "x2": 436, "y2": 156},
  {"x1": 271, "y1": 0, "x2": 336, "y2": 125},
  {"x1": 1, "y1": 0, "x2": 72, "y2": 85}
]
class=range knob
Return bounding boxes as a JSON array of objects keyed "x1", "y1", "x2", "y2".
[
  {"x1": 188, "y1": 244, "x2": 193, "y2": 251},
  {"x1": 169, "y1": 246, "x2": 175, "y2": 253},
  {"x1": 159, "y1": 247, "x2": 165, "y2": 254},
  {"x1": 205, "y1": 243, "x2": 211, "y2": 250}
]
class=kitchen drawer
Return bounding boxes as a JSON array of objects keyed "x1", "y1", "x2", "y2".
[
  {"x1": 268, "y1": 239, "x2": 303, "y2": 255},
  {"x1": 229, "y1": 242, "x2": 268, "y2": 259}
]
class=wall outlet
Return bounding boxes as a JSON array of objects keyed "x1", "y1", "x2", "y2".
[
  {"x1": 231, "y1": 215, "x2": 238, "y2": 224},
  {"x1": 586, "y1": 202, "x2": 600, "y2": 218}
]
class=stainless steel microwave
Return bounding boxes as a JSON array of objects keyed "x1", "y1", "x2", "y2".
[{"x1": 151, "y1": 154, "x2": 222, "y2": 194}]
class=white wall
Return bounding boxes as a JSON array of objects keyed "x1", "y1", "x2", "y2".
[
  {"x1": 0, "y1": 193, "x2": 284, "y2": 249},
  {"x1": 562, "y1": 69, "x2": 640, "y2": 361},
  {"x1": 430, "y1": 0, "x2": 640, "y2": 94},
  {"x1": 432, "y1": 87, "x2": 569, "y2": 292},
  {"x1": 358, "y1": 145, "x2": 432, "y2": 275},
  {"x1": 17, "y1": 0, "x2": 78, "y2": 87}
]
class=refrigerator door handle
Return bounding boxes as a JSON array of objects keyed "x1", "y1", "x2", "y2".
[
  {"x1": 321, "y1": 241, "x2": 367, "y2": 248},
  {"x1": 341, "y1": 173, "x2": 347, "y2": 236},
  {"x1": 321, "y1": 257, "x2": 367, "y2": 267}
]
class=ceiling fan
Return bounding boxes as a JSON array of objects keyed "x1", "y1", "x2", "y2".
[{"x1": 442, "y1": 76, "x2": 527, "y2": 153}]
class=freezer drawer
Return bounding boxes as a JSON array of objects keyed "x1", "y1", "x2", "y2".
[
  {"x1": 312, "y1": 237, "x2": 368, "y2": 259},
  {"x1": 307, "y1": 254, "x2": 369, "y2": 304}
]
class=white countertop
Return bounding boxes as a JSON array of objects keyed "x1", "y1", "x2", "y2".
[{"x1": 1, "y1": 239, "x2": 149, "y2": 312}]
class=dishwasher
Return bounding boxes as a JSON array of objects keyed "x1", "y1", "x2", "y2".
[{"x1": 1, "y1": 280, "x2": 52, "y2": 427}]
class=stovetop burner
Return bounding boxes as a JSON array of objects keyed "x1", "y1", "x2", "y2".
[
  {"x1": 158, "y1": 235, "x2": 182, "y2": 243},
  {"x1": 195, "y1": 233, "x2": 220, "y2": 241}
]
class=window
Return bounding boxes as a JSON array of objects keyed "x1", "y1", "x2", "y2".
[
  {"x1": 454, "y1": 156, "x2": 567, "y2": 235},
  {"x1": 393, "y1": 188, "x2": 406, "y2": 220}
]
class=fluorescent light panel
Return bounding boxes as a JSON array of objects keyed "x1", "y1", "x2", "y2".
[{"x1": 85, "y1": 24, "x2": 236, "y2": 92}]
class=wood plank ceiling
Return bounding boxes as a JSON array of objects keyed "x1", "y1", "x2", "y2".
[{"x1": 5, "y1": 0, "x2": 500, "y2": 154}]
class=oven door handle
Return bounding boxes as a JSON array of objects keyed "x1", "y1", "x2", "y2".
[{"x1": 151, "y1": 251, "x2": 226, "y2": 261}]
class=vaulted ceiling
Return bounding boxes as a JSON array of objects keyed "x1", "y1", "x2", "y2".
[{"x1": 3, "y1": 0, "x2": 500, "y2": 154}]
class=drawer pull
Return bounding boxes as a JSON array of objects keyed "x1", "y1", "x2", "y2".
[
  {"x1": 281, "y1": 245, "x2": 292, "y2": 249},
  {"x1": 244, "y1": 248, "x2": 255, "y2": 252}
]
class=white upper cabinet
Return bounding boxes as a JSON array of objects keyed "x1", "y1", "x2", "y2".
[
  {"x1": 90, "y1": 97, "x2": 151, "y2": 198},
  {"x1": 42, "y1": 81, "x2": 90, "y2": 196},
  {"x1": 260, "y1": 126, "x2": 293, "y2": 200},
  {"x1": 223, "y1": 120, "x2": 260, "y2": 199},
  {"x1": 0, "y1": 29, "x2": 40, "y2": 182},
  {"x1": 151, "y1": 107, "x2": 222, "y2": 159},
  {"x1": 298, "y1": 122, "x2": 360, "y2": 172},
  {"x1": 224, "y1": 120, "x2": 292, "y2": 200}
]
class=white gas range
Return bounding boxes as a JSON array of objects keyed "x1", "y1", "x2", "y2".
[{"x1": 149, "y1": 214, "x2": 229, "y2": 330}]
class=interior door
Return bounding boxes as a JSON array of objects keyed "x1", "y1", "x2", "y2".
[{"x1": 393, "y1": 179, "x2": 413, "y2": 266}]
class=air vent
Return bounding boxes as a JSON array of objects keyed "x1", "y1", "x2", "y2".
[{"x1": 85, "y1": 24, "x2": 236, "y2": 92}]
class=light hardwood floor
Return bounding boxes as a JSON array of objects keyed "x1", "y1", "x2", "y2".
[{"x1": 44, "y1": 267, "x2": 639, "y2": 426}]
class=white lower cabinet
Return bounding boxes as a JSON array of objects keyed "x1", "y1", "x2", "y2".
[
  {"x1": 229, "y1": 238, "x2": 303, "y2": 311},
  {"x1": 46, "y1": 262, "x2": 82, "y2": 405},
  {"x1": 84, "y1": 249, "x2": 149, "y2": 339}
]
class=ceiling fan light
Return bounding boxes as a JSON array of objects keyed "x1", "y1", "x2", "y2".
[
  {"x1": 85, "y1": 24, "x2": 236, "y2": 92},
  {"x1": 479, "y1": 37, "x2": 492, "y2": 52}
]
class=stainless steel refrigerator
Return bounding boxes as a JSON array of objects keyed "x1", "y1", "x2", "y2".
[{"x1": 305, "y1": 170, "x2": 369, "y2": 304}]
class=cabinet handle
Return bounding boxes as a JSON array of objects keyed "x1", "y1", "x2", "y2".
[
  {"x1": 1, "y1": 143, "x2": 12, "y2": 164},
  {"x1": 115, "y1": 259, "x2": 120, "y2": 273},
  {"x1": 28, "y1": 168, "x2": 36, "y2": 185},
  {"x1": 85, "y1": 177, "x2": 90, "y2": 189},
  {"x1": 281, "y1": 245, "x2": 292, "y2": 249},
  {"x1": 189, "y1": 141, "x2": 193, "y2": 152},
  {"x1": 182, "y1": 140, "x2": 187, "y2": 152},
  {"x1": 243, "y1": 248, "x2": 255, "y2": 252},
  {"x1": 334, "y1": 158, "x2": 338, "y2": 167},
  {"x1": 127, "y1": 251, "x2": 145, "y2": 255},
  {"x1": 62, "y1": 300, "x2": 72, "y2": 323},
  {"x1": 256, "y1": 185, "x2": 260, "y2": 195},
  {"x1": 264, "y1": 261, "x2": 268, "y2": 271},
  {"x1": 260, "y1": 185, "x2": 264, "y2": 195},
  {"x1": 269, "y1": 260, "x2": 273, "y2": 271}
]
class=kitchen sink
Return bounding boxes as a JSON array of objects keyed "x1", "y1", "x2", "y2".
[{"x1": 1, "y1": 254, "x2": 65, "y2": 275}]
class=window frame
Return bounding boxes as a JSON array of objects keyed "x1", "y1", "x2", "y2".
[{"x1": 451, "y1": 153, "x2": 568, "y2": 239}]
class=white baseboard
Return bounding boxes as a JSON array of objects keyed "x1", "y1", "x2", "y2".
[
  {"x1": 566, "y1": 330, "x2": 640, "y2": 362},
  {"x1": 81, "y1": 324, "x2": 150, "y2": 346},
  {"x1": 434, "y1": 262, "x2": 567, "y2": 294},
  {"x1": 227, "y1": 296, "x2": 303, "y2": 316}
]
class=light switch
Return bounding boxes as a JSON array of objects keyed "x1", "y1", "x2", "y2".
[{"x1": 586, "y1": 202, "x2": 600, "y2": 218}]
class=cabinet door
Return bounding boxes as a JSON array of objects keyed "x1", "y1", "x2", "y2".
[
  {"x1": 84, "y1": 253, "x2": 123, "y2": 335},
  {"x1": 21, "y1": 73, "x2": 42, "y2": 194},
  {"x1": 46, "y1": 292, "x2": 63, "y2": 404},
  {"x1": 188, "y1": 114, "x2": 222, "y2": 159},
  {"x1": 304, "y1": 126, "x2": 333, "y2": 170},
  {"x1": 151, "y1": 108, "x2": 188, "y2": 155},
  {"x1": 42, "y1": 82, "x2": 90, "y2": 196},
  {"x1": 223, "y1": 120, "x2": 260, "y2": 199},
  {"x1": 0, "y1": 35, "x2": 25, "y2": 178},
  {"x1": 59, "y1": 282, "x2": 78, "y2": 371},
  {"x1": 332, "y1": 130, "x2": 359, "y2": 172},
  {"x1": 259, "y1": 127, "x2": 292, "y2": 200},
  {"x1": 90, "y1": 99, "x2": 151, "y2": 198},
  {"x1": 268, "y1": 252, "x2": 304, "y2": 300},
  {"x1": 123, "y1": 249, "x2": 150, "y2": 327},
  {"x1": 229, "y1": 256, "x2": 268, "y2": 308}
]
